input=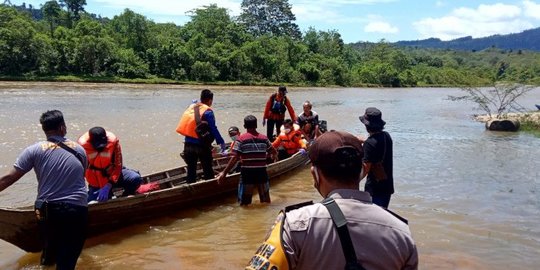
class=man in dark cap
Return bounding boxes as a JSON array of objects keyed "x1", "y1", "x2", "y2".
[
  {"x1": 245, "y1": 131, "x2": 417, "y2": 270},
  {"x1": 78, "y1": 127, "x2": 143, "y2": 202},
  {"x1": 358, "y1": 107, "x2": 394, "y2": 208},
  {"x1": 262, "y1": 85, "x2": 297, "y2": 140}
]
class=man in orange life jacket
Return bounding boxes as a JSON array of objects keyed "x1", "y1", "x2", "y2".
[
  {"x1": 263, "y1": 86, "x2": 296, "y2": 140},
  {"x1": 78, "y1": 127, "x2": 142, "y2": 202},
  {"x1": 272, "y1": 119, "x2": 306, "y2": 160},
  {"x1": 176, "y1": 89, "x2": 226, "y2": 183}
]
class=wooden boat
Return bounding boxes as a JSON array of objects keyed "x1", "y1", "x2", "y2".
[{"x1": 0, "y1": 152, "x2": 309, "y2": 253}]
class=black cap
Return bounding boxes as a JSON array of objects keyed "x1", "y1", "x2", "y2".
[
  {"x1": 278, "y1": 85, "x2": 287, "y2": 93},
  {"x1": 228, "y1": 126, "x2": 240, "y2": 135},
  {"x1": 89, "y1": 126, "x2": 108, "y2": 150},
  {"x1": 359, "y1": 107, "x2": 386, "y2": 129}
]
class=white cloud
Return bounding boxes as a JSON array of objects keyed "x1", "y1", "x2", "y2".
[
  {"x1": 413, "y1": 3, "x2": 534, "y2": 40},
  {"x1": 92, "y1": 0, "x2": 241, "y2": 17},
  {"x1": 364, "y1": 21, "x2": 398, "y2": 34},
  {"x1": 523, "y1": 0, "x2": 540, "y2": 19}
]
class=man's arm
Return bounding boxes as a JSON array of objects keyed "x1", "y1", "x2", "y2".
[
  {"x1": 263, "y1": 95, "x2": 273, "y2": 120},
  {"x1": 285, "y1": 98, "x2": 297, "y2": 121},
  {"x1": 110, "y1": 141, "x2": 123, "y2": 182},
  {"x1": 0, "y1": 167, "x2": 25, "y2": 192},
  {"x1": 204, "y1": 110, "x2": 225, "y2": 145},
  {"x1": 217, "y1": 154, "x2": 239, "y2": 184}
]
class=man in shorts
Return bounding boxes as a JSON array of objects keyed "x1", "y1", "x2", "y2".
[{"x1": 217, "y1": 115, "x2": 277, "y2": 205}]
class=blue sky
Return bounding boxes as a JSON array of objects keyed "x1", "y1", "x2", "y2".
[{"x1": 11, "y1": 0, "x2": 540, "y2": 43}]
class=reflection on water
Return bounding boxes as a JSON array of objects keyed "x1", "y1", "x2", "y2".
[{"x1": 0, "y1": 82, "x2": 539, "y2": 269}]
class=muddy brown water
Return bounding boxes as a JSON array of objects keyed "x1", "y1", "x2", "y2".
[{"x1": 0, "y1": 82, "x2": 539, "y2": 269}]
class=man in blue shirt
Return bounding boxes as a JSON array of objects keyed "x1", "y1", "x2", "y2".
[
  {"x1": 176, "y1": 89, "x2": 226, "y2": 183},
  {"x1": 0, "y1": 110, "x2": 88, "y2": 269}
]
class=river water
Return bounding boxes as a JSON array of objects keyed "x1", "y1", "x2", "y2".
[{"x1": 0, "y1": 82, "x2": 539, "y2": 269}]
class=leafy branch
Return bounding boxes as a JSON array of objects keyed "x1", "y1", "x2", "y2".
[{"x1": 448, "y1": 83, "x2": 533, "y2": 119}]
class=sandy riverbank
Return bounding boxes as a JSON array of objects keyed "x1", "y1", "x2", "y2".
[{"x1": 474, "y1": 111, "x2": 540, "y2": 123}]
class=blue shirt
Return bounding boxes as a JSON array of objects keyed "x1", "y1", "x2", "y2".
[
  {"x1": 185, "y1": 109, "x2": 225, "y2": 145},
  {"x1": 14, "y1": 135, "x2": 88, "y2": 207}
]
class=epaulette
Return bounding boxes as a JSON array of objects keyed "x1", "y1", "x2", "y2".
[
  {"x1": 384, "y1": 208, "x2": 408, "y2": 225},
  {"x1": 284, "y1": 201, "x2": 313, "y2": 213}
]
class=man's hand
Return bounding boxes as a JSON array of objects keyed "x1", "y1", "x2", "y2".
[
  {"x1": 217, "y1": 172, "x2": 226, "y2": 185},
  {"x1": 220, "y1": 143, "x2": 227, "y2": 153},
  {"x1": 97, "y1": 183, "x2": 112, "y2": 202},
  {"x1": 298, "y1": 148, "x2": 307, "y2": 156},
  {"x1": 262, "y1": 119, "x2": 266, "y2": 127}
]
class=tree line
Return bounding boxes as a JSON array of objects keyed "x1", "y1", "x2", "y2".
[{"x1": 1, "y1": 1, "x2": 539, "y2": 87}]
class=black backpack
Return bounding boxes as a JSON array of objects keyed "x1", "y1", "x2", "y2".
[
  {"x1": 270, "y1": 94, "x2": 287, "y2": 114},
  {"x1": 194, "y1": 105, "x2": 215, "y2": 146}
]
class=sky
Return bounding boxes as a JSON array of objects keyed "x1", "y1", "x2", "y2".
[{"x1": 9, "y1": 0, "x2": 540, "y2": 43}]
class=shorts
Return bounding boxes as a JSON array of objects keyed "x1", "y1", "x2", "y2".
[
  {"x1": 238, "y1": 181, "x2": 271, "y2": 205},
  {"x1": 238, "y1": 167, "x2": 270, "y2": 205}
]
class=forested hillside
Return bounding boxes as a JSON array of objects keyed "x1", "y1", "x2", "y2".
[
  {"x1": 1, "y1": 1, "x2": 540, "y2": 87},
  {"x1": 395, "y1": 28, "x2": 540, "y2": 52}
]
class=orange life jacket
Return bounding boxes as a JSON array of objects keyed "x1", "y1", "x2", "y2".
[
  {"x1": 176, "y1": 103, "x2": 212, "y2": 138},
  {"x1": 78, "y1": 131, "x2": 122, "y2": 188},
  {"x1": 273, "y1": 125, "x2": 305, "y2": 155}
]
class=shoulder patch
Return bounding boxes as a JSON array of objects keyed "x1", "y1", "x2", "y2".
[{"x1": 284, "y1": 201, "x2": 313, "y2": 213}]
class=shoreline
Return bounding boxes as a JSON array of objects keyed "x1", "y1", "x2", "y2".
[
  {"x1": 0, "y1": 77, "x2": 484, "y2": 89},
  {"x1": 474, "y1": 111, "x2": 540, "y2": 123}
]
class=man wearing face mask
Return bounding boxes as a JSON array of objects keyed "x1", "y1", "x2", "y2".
[
  {"x1": 78, "y1": 127, "x2": 142, "y2": 202},
  {"x1": 271, "y1": 119, "x2": 306, "y2": 160},
  {"x1": 246, "y1": 131, "x2": 418, "y2": 270}
]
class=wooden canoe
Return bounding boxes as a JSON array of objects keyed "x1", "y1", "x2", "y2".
[{"x1": 0, "y1": 152, "x2": 309, "y2": 252}]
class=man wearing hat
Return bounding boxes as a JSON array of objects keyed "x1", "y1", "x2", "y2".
[
  {"x1": 262, "y1": 85, "x2": 297, "y2": 140},
  {"x1": 245, "y1": 131, "x2": 417, "y2": 270},
  {"x1": 78, "y1": 127, "x2": 142, "y2": 202},
  {"x1": 358, "y1": 107, "x2": 394, "y2": 208}
]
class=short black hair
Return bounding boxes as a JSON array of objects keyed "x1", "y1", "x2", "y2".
[
  {"x1": 200, "y1": 89, "x2": 213, "y2": 102},
  {"x1": 40, "y1": 110, "x2": 65, "y2": 132},
  {"x1": 244, "y1": 115, "x2": 257, "y2": 129},
  {"x1": 283, "y1": 119, "x2": 293, "y2": 126}
]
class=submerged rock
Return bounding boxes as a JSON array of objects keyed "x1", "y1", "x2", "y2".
[{"x1": 485, "y1": 119, "x2": 520, "y2": 131}]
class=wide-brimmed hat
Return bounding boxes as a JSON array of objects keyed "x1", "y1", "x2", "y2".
[
  {"x1": 89, "y1": 126, "x2": 108, "y2": 150},
  {"x1": 309, "y1": 131, "x2": 363, "y2": 173},
  {"x1": 359, "y1": 107, "x2": 386, "y2": 129}
]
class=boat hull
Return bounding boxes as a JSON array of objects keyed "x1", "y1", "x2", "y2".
[{"x1": 0, "y1": 153, "x2": 309, "y2": 252}]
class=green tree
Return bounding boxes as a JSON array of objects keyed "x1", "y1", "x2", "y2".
[
  {"x1": 190, "y1": 61, "x2": 219, "y2": 82},
  {"x1": 42, "y1": 0, "x2": 62, "y2": 38},
  {"x1": 60, "y1": 0, "x2": 86, "y2": 26},
  {"x1": 239, "y1": 0, "x2": 301, "y2": 39},
  {"x1": 113, "y1": 48, "x2": 148, "y2": 78},
  {"x1": 109, "y1": 9, "x2": 152, "y2": 55}
]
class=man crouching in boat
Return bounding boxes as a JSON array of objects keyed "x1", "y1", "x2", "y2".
[
  {"x1": 272, "y1": 119, "x2": 307, "y2": 161},
  {"x1": 0, "y1": 110, "x2": 88, "y2": 269},
  {"x1": 78, "y1": 127, "x2": 142, "y2": 202},
  {"x1": 217, "y1": 115, "x2": 277, "y2": 206}
]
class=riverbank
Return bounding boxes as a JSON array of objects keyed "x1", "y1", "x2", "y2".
[
  {"x1": 0, "y1": 75, "x2": 482, "y2": 88},
  {"x1": 474, "y1": 111, "x2": 540, "y2": 134}
]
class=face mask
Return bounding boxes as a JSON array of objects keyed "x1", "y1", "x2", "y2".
[
  {"x1": 231, "y1": 135, "x2": 238, "y2": 141},
  {"x1": 284, "y1": 128, "x2": 291, "y2": 133}
]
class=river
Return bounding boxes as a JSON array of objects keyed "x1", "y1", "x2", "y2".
[{"x1": 0, "y1": 82, "x2": 539, "y2": 269}]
